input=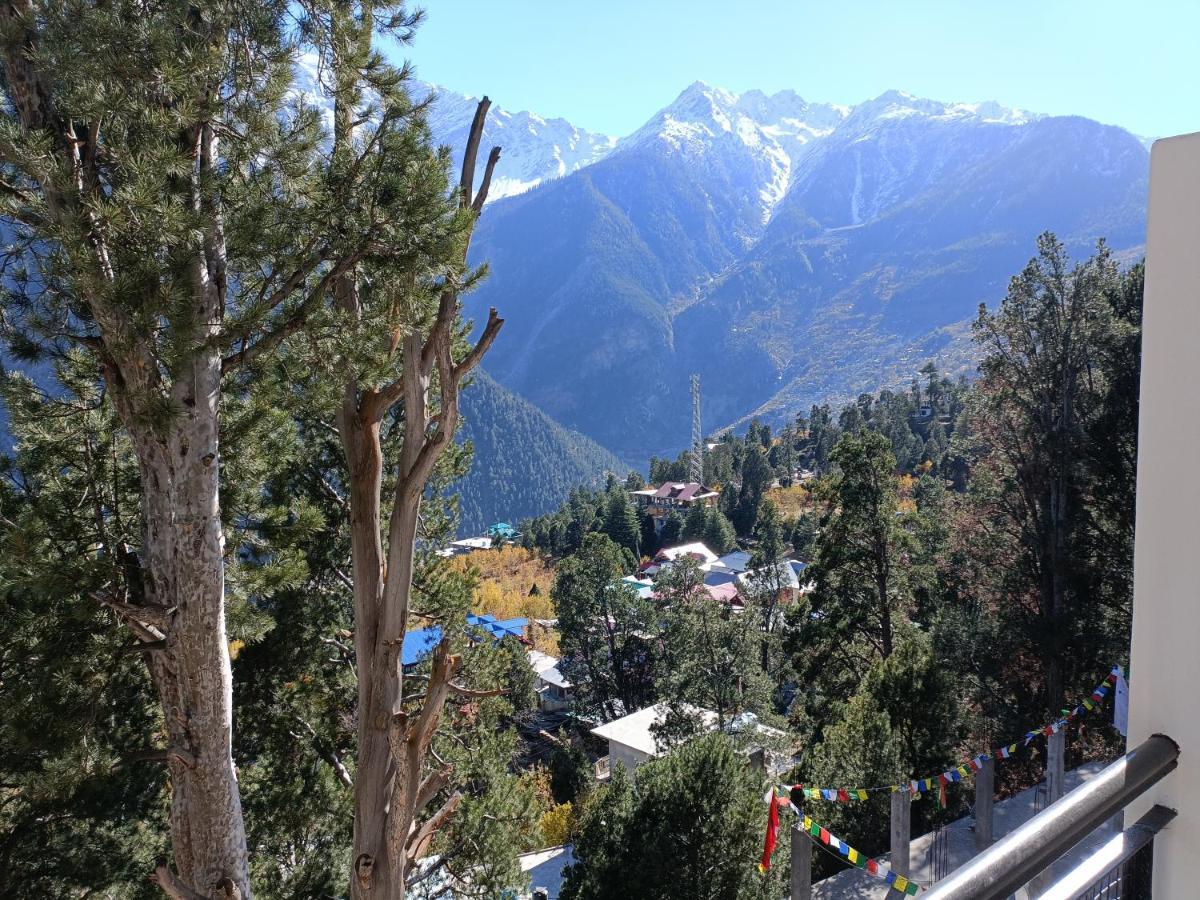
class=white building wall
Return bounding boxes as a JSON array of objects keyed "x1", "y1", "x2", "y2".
[
  {"x1": 608, "y1": 740, "x2": 651, "y2": 775},
  {"x1": 1127, "y1": 131, "x2": 1200, "y2": 897}
]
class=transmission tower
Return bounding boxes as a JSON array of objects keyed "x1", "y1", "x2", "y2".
[{"x1": 690, "y1": 374, "x2": 703, "y2": 484}]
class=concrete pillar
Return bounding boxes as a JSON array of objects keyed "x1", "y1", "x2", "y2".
[
  {"x1": 975, "y1": 756, "x2": 995, "y2": 849},
  {"x1": 890, "y1": 789, "x2": 911, "y2": 877},
  {"x1": 1125, "y1": 131, "x2": 1200, "y2": 900},
  {"x1": 791, "y1": 819, "x2": 811, "y2": 900},
  {"x1": 1046, "y1": 728, "x2": 1066, "y2": 804}
]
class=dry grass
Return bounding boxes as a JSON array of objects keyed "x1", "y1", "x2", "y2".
[{"x1": 449, "y1": 546, "x2": 559, "y2": 653}]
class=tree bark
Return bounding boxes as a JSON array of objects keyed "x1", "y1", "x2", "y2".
[
  {"x1": 336, "y1": 96, "x2": 502, "y2": 898},
  {"x1": 119, "y1": 120, "x2": 249, "y2": 899},
  {"x1": 132, "y1": 368, "x2": 250, "y2": 898}
]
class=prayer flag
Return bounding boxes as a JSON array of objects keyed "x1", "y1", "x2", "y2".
[
  {"x1": 856, "y1": 789, "x2": 869, "y2": 800},
  {"x1": 758, "y1": 788, "x2": 780, "y2": 873},
  {"x1": 837, "y1": 789, "x2": 850, "y2": 803},
  {"x1": 819, "y1": 827, "x2": 830, "y2": 845},
  {"x1": 866, "y1": 859, "x2": 879, "y2": 875},
  {"x1": 894, "y1": 874, "x2": 909, "y2": 892},
  {"x1": 1114, "y1": 671, "x2": 1129, "y2": 736}
]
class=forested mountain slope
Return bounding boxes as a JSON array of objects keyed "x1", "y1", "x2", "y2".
[{"x1": 455, "y1": 370, "x2": 624, "y2": 534}]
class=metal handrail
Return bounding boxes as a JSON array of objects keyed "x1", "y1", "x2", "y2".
[
  {"x1": 1038, "y1": 804, "x2": 1176, "y2": 899},
  {"x1": 922, "y1": 734, "x2": 1180, "y2": 899}
]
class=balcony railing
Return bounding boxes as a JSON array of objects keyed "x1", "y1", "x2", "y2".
[{"x1": 923, "y1": 734, "x2": 1179, "y2": 899}]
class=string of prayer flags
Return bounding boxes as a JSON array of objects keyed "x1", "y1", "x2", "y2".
[
  {"x1": 787, "y1": 665, "x2": 1122, "y2": 801},
  {"x1": 800, "y1": 814, "x2": 922, "y2": 895}
]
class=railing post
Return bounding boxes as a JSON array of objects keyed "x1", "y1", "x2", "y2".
[
  {"x1": 891, "y1": 789, "x2": 911, "y2": 879},
  {"x1": 1047, "y1": 728, "x2": 1066, "y2": 805},
  {"x1": 922, "y1": 735, "x2": 1179, "y2": 900},
  {"x1": 975, "y1": 756, "x2": 995, "y2": 850},
  {"x1": 791, "y1": 817, "x2": 811, "y2": 900}
]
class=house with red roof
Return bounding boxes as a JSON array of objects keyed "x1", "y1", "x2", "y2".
[{"x1": 629, "y1": 481, "x2": 719, "y2": 534}]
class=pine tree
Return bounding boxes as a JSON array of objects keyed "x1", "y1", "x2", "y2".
[
  {"x1": 602, "y1": 488, "x2": 641, "y2": 561},
  {"x1": 681, "y1": 498, "x2": 709, "y2": 544},
  {"x1": 655, "y1": 559, "x2": 773, "y2": 728},
  {"x1": 553, "y1": 534, "x2": 657, "y2": 720},
  {"x1": 746, "y1": 500, "x2": 789, "y2": 674},
  {"x1": 786, "y1": 431, "x2": 922, "y2": 737},
  {"x1": 659, "y1": 510, "x2": 684, "y2": 546},
  {"x1": 732, "y1": 443, "x2": 772, "y2": 535},
  {"x1": 701, "y1": 507, "x2": 738, "y2": 555},
  {"x1": 0, "y1": 365, "x2": 167, "y2": 896},
  {"x1": 0, "y1": 4, "x2": 377, "y2": 889},
  {"x1": 562, "y1": 735, "x2": 773, "y2": 900},
  {"x1": 968, "y1": 234, "x2": 1121, "y2": 717}
]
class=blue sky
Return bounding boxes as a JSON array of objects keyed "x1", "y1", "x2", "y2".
[{"x1": 398, "y1": 0, "x2": 1199, "y2": 140}]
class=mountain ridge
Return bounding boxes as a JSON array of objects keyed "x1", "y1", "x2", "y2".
[{"x1": 438, "y1": 80, "x2": 1148, "y2": 459}]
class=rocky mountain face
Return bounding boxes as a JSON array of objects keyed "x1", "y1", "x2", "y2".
[{"x1": 426, "y1": 82, "x2": 1148, "y2": 462}]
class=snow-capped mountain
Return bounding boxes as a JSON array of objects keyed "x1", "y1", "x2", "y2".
[
  {"x1": 416, "y1": 83, "x2": 617, "y2": 201},
  {"x1": 457, "y1": 84, "x2": 1147, "y2": 460},
  {"x1": 288, "y1": 52, "x2": 616, "y2": 202},
  {"x1": 287, "y1": 58, "x2": 1148, "y2": 461},
  {"x1": 619, "y1": 82, "x2": 849, "y2": 223}
]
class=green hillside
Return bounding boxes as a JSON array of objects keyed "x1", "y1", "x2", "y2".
[{"x1": 454, "y1": 370, "x2": 626, "y2": 535}]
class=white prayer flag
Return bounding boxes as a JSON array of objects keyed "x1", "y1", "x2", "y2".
[{"x1": 1114, "y1": 672, "x2": 1129, "y2": 737}]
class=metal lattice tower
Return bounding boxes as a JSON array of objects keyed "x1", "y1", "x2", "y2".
[{"x1": 690, "y1": 374, "x2": 703, "y2": 484}]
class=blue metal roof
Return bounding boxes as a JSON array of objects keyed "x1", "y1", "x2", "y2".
[
  {"x1": 466, "y1": 613, "x2": 528, "y2": 640},
  {"x1": 404, "y1": 615, "x2": 528, "y2": 668},
  {"x1": 401, "y1": 626, "x2": 443, "y2": 666}
]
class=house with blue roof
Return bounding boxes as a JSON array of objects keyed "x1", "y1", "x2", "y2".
[
  {"x1": 401, "y1": 626, "x2": 444, "y2": 669},
  {"x1": 466, "y1": 613, "x2": 529, "y2": 642},
  {"x1": 400, "y1": 614, "x2": 530, "y2": 672},
  {"x1": 487, "y1": 522, "x2": 519, "y2": 541}
]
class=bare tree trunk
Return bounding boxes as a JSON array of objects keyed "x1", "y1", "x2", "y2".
[
  {"x1": 338, "y1": 100, "x2": 503, "y2": 899},
  {"x1": 127, "y1": 372, "x2": 249, "y2": 900}
]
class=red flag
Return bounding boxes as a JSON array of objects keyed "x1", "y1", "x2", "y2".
[
  {"x1": 759, "y1": 790, "x2": 780, "y2": 873},
  {"x1": 837, "y1": 789, "x2": 850, "y2": 803},
  {"x1": 866, "y1": 859, "x2": 879, "y2": 875},
  {"x1": 819, "y1": 827, "x2": 830, "y2": 845}
]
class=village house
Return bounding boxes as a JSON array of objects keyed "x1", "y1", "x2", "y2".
[
  {"x1": 629, "y1": 482, "x2": 719, "y2": 534},
  {"x1": 401, "y1": 614, "x2": 529, "y2": 674},
  {"x1": 589, "y1": 702, "x2": 794, "y2": 778},
  {"x1": 638, "y1": 541, "x2": 719, "y2": 577},
  {"x1": 436, "y1": 535, "x2": 493, "y2": 558},
  {"x1": 590, "y1": 702, "x2": 719, "y2": 775},
  {"x1": 527, "y1": 649, "x2": 573, "y2": 712}
]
